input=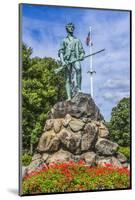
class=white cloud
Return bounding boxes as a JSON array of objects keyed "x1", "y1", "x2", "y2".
[
  {"x1": 102, "y1": 91, "x2": 129, "y2": 102},
  {"x1": 101, "y1": 79, "x2": 130, "y2": 90}
]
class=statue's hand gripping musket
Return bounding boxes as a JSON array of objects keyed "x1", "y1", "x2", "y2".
[
  {"x1": 54, "y1": 61, "x2": 67, "y2": 74},
  {"x1": 54, "y1": 48, "x2": 105, "y2": 74}
]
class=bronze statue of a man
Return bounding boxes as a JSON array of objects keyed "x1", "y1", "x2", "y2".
[{"x1": 58, "y1": 23, "x2": 85, "y2": 100}]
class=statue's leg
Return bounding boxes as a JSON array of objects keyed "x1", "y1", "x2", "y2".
[
  {"x1": 74, "y1": 61, "x2": 82, "y2": 92},
  {"x1": 65, "y1": 68, "x2": 72, "y2": 100}
]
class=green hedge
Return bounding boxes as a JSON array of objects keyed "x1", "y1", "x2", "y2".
[
  {"x1": 22, "y1": 153, "x2": 32, "y2": 166},
  {"x1": 118, "y1": 146, "x2": 130, "y2": 163}
]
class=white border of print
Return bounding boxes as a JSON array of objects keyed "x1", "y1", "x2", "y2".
[{"x1": 0, "y1": 0, "x2": 135, "y2": 200}]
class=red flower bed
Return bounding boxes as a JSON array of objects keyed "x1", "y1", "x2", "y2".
[{"x1": 22, "y1": 160, "x2": 130, "y2": 194}]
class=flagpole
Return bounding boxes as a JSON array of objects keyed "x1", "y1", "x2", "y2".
[{"x1": 89, "y1": 26, "x2": 93, "y2": 98}]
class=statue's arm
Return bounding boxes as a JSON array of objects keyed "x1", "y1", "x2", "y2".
[
  {"x1": 59, "y1": 52, "x2": 66, "y2": 66},
  {"x1": 58, "y1": 40, "x2": 66, "y2": 66},
  {"x1": 78, "y1": 40, "x2": 85, "y2": 60}
]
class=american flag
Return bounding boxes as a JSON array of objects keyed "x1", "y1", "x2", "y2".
[{"x1": 86, "y1": 31, "x2": 92, "y2": 46}]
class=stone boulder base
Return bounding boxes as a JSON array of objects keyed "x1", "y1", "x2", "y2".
[{"x1": 26, "y1": 93, "x2": 129, "y2": 174}]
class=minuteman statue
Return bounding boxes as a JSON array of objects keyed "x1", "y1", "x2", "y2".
[{"x1": 58, "y1": 23, "x2": 85, "y2": 100}]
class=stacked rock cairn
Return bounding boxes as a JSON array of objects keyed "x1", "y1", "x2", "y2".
[{"x1": 26, "y1": 93, "x2": 128, "y2": 174}]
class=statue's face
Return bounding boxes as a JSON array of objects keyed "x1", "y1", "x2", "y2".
[{"x1": 66, "y1": 25, "x2": 74, "y2": 34}]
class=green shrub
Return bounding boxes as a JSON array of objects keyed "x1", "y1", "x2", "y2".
[
  {"x1": 108, "y1": 97, "x2": 130, "y2": 147},
  {"x1": 22, "y1": 153, "x2": 32, "y2": 166},
  {"x1": 118, "y1": 146, "x2": 130, "y2": 162},
  {"x1": 22, "y1": 44, "x2": 66, "y2": 153}
]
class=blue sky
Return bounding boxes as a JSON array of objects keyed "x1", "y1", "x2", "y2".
[{"x1": 21, "y1": 4, "x2": 130, "y2": 121}]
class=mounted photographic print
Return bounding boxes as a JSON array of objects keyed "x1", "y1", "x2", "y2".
[{"x1": 19, "y1": 3, "x2": 131, "y2": 196}]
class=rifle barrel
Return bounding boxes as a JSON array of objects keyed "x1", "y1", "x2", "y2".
[
  {"x1": 54, "y1": 48, "x2": 105, "y2": 74},
  {"x1": 71, "y1": 49, "x2": 105, "y2": 63},
  {"x1": 84, "y1": 48, "x2": 105, "y2": 59}
]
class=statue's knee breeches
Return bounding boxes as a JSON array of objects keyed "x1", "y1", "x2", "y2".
[
  {"x1": 65, "y1": 70, "x2": 72, "y2": 100},
  {"x1": 74, "y1": 61, "x2": 81, "y2": 73},
  {"x1": 74, "y1": 61, "x2": 82, "y2": 91},
  {"x1": 65, "y1": 71, "x2": 71, "y2": 83}
]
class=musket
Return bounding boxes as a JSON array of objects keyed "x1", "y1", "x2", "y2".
[{"x1": 54, "y1": 48, "x2": 105, "y2": 74}]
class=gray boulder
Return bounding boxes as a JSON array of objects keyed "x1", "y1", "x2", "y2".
[
  {"x1": 53, "y1": 119, "x2": 62, "y2": 133},
  {"x1": 95, "y1": 138, "x2": 118, "y2": 156},
  {"x1": 98, "y1": 122, "x2": 109, "y2": 138},
  {"x1": 49, "y1": 93, "x2": 103, "y2": 120},
  {"x1": 96, "y1": 156, "x2": 122, "y2": 168},
  {"x1": 69, "y1": 118, "x2": 85, "y2": 132},
  {"x1": 81, "y1": 151, "x2": 96, "y2": 166},
  {"x1": 44, "y1": 119, "x2": 54, "y2": 131},
  {"x1": 26, "y1": 158, "x2": 44, "y2": 174},
  {"x1": 81, "y1": 123, "x2": 98, "y2": 151},
  {"x1": 37, "y1": 130, "x2": 60, "y2": 152},
  {"x1": 62, "y1": 114, "x2": 72, "y2": 127},
  {"x1": 32, "y1": 153, "x2": 42, "y2": 161},
  {"x1": 46, "y1": 149, "x2": 73, "y2": 164},
  {"x1": 42, "y1": 153, "x2": 49, "y2": 162},
  {"x1": 116, "y1": 152, "x2": 127, "y2": 163},
  {"x1": 58, "y1": 128, "x2": 81, "y2": 154}
]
